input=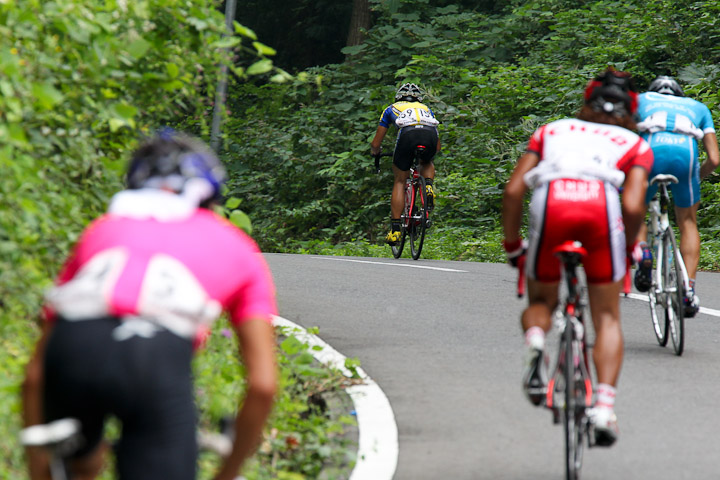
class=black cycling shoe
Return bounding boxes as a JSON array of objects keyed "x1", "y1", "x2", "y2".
[
  {"x1": 634, "y1": 247, "x2": 653, "y2": 292},
  {"x1": 684, "y1": 291, "x2": 699, "y2": 318},
  {"x1": 522, "y1": 348, "x2": 547, "y2": 407}
]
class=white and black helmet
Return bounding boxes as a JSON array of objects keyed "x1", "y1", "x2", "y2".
[
  {"x1": 126, "y1": 128, "x2": 227, "y2": 203},
  {"x1": 648, "y1": 76, "x2": 684, "y2": 97},
  {"x1": 395, "y1": 82, "x2": 423, "y2": 102}
]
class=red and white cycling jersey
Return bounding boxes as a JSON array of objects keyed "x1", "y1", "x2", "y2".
[
  {"x1": 44, "y1": 192, "x2": 277, "y2": 345},
  {"x1": 523, "y1": 118, "x2": 653, "y2": 188},
  {"x1": 523, "y1": 118, "x2": 654, "y2": 283}
]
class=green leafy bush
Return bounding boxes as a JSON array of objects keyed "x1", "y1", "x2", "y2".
[{"x1": 226, "y1": 0, "x2": 720, "y2": 267}]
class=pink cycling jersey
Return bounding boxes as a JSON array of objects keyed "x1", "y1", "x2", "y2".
[{"x1": 45, "y1": 207, "x2": 277, "y2": 342}]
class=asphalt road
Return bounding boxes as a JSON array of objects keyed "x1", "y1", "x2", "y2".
[{"x1": 264, "y1": 254, "x2": 720, "y2": 480}]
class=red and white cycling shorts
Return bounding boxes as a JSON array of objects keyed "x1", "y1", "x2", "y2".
[{"x1": 526, "y1": 179, "x2": 626, "y2": 284}]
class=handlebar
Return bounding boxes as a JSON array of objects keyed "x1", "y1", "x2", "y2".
[
  {"x1": 516, "y1": 256, "x2": 526, "y2": 298},
  {"x1": 372, "y1": 152, "x2": 393, "y2": 174}
]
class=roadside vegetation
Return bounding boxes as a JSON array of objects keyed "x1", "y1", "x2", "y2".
[
  {"x1": 1, "y1": 1, "x2": 355, "y2": 479},
  {"x1": 5, "y1": 0, "x2": 720, "y2": 478},
  {"x1": 229, "y1": 0, "x2": 720, "y2": 270}
]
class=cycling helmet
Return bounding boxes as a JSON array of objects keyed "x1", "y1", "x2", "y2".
[
  {"x1": 126, "y1": 128, "x2": 226, "y2": 203},
  {"x1": 648, "y1": 75, "x2": 684, "y2": 96},
  {"x1": 583, "y1": 68, "x2": 638, "y2": 116},
  {"x1": 395, "y1": 82, "x2": 423, "y2": 102}
]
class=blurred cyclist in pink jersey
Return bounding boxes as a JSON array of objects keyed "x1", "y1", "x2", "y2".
[{"x1": 22, "y1": 130, "x2": 278, "y2": 480}]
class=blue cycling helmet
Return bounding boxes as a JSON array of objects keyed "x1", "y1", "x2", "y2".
[
  {"x1": 648, "y1": 75, "x2": 684, "y2": 96},
  {"x1": 126, "y1": 128, "x2": 226, "y2": 203},
  {"x1": 395, "y1": 83, "x2": 423, "y2": 102}
]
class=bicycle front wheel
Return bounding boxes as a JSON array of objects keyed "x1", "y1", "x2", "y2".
[
  {"x1": 390, "y1": 229, "x2": 407, "y2": 259},
  {"x1": 648, "y1": 241, "x2": 669, "y2": 347},
  {"x1": 409, "y1": 176, "x2": 427, "y2": 260},
  {"x1": 391, "y1": 183, "x2": 412, "y2": 259},
  {"x1": 563, "y1": 320, "x2": 584, "y2": 480},
  {"x1": 664, "y1": 229, "x2": 684, "y2": 355}
]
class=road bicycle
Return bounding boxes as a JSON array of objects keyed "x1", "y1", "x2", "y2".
[
  {"x1": 644, "y1": 174, "x2": 690, "y2": 356},
  {"x1": 518, "y1": 241, "x2": 595, "y2": 480},
  {"x1": 20, "y1": 417, "x2": 240, "y2": 480},
  {"x1": 373, "y1": 148, "x2": 432, "y2": 260}
]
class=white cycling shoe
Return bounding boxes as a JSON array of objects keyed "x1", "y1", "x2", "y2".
[{"x1": 589, "y1": 406, "x2": 619, "y2": 447}]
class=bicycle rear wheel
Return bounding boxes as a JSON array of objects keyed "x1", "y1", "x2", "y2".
[
  {"x1": 563, "y1": 320, "x2": 584, "y2": 480},
  {"x1": 648, "y1": 241, "x2": 669, "y2": 347},
  {"x1": 409, "y1": 176, "x2": 427, "y2": 260},
  {"x1": 665, "y1": 230, "x2": 684, "y2": 355}
]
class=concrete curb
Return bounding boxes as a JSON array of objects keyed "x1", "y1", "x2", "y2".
[{"x1": 273, "y1": 315, "x2": 398, "y2": 480}]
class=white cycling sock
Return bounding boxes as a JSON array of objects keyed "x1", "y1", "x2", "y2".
[
  {"x1": 525, "y1": 326, "x2": 545, "y2": 351},
  {"x1": 596, "y1": 383, "x2": 616, "y2": 409}
]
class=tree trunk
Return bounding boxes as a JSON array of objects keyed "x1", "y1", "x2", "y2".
[{"x1": 346, "y1": 0, "x2": 371, "y2": 47}]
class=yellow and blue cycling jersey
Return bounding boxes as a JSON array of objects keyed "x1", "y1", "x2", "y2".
[{"x1": 378, "y1": 101, "x2": 439, "y2": 129}]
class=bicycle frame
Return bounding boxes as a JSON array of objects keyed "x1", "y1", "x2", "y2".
[
  {"x1": 646, "y1": 174, "x2": 690, "y2": 355},
  {"x1": 517, "y1": 241, "x2": 594, "y2": 480},
  {"x1": 647, "y1": 178, "x2": 690, "y2": 296}
]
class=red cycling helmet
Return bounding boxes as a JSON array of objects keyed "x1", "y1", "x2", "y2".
[{"x1": 583, "y1": 69, "x2": 638, "y2": 116}]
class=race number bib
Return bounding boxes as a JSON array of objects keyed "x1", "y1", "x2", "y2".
[{"x1": 396, "y1": 107, "x2": 439, "y2": 128}]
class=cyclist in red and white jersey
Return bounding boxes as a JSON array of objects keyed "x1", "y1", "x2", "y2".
[
  {"x1": 22, "y1": 130, "x2": 278, "y2": 480},
  {"x1": 503, "y1": 69, "x2": 653, "y2": 446}
]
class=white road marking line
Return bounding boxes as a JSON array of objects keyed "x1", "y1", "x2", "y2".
[
  {"x1": 272, "y1": 315, "x2": 398, "y2": 480},
  {"x1": 312, "y1": 256, "x2": 468, "y2": 273},
  {"x1": 623, "y1": 292, "x2": 720, "y2": 317}
]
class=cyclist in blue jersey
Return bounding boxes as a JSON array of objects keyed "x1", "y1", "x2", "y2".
[
  {"x1": 633, "y1": 76, "x2": 719, "y2": 317},
  {"x1": 370, "y1": 83, "x2": 441, "y2": 245}
]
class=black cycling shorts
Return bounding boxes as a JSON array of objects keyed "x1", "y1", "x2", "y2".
[
  {"x1": 393, "y1": 125, "x2": 438, "y2": 171},
  {"x1": 43, "y1": 317, "x2": 197, "y2": 480}
]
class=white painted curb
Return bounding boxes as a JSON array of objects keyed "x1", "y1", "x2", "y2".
[{"x1": 272, "y1": 316, "x2": 398, "y2": 480}]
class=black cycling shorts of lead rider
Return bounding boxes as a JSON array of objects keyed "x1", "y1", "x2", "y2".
[{"x1": 43, "y1": 316, "x2": 197, "y2": 480}]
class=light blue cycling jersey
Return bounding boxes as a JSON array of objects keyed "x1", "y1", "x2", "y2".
[{"x1": 637, "y1": 92, "x2": 716, "y2": 207}]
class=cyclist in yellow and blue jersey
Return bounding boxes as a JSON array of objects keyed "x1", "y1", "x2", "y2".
[{"x1": 370, "y1": 83, "x2": 441, "y2": 245}]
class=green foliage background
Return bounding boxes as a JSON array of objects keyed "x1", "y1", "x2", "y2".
[
  {"x1": 227, "y1": 0, "x2": 720, "y2": 268},
  {"x1": 0, "y1": 1, "x2": 294, "y2": 477}
]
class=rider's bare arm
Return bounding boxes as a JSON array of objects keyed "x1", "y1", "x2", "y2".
[
  {"x1": 370, "y1": 126, "x2": 388, "y2": 156},
  {"x1": 621, "y1": 166, "x2": 649, "y2": 248},
  {"x1": 700, "y1": 132, "x2": 719, "y2": 179}
]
